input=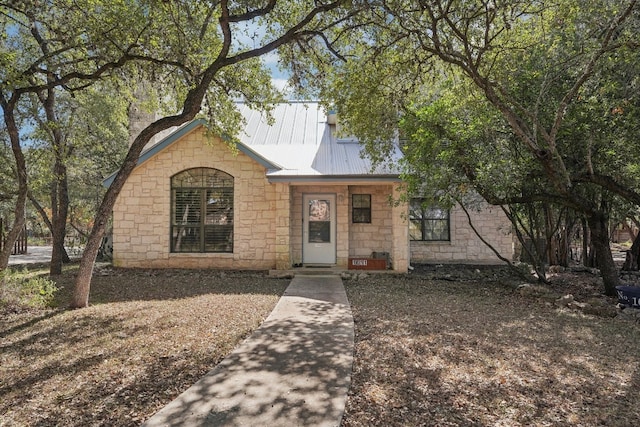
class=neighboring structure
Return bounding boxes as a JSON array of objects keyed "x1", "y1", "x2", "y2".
[{"x1": 106, "y1": 101, "x2": 512, "y2": 272}]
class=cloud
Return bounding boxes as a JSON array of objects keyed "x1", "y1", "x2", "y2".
[{"x1": 272, "y1": 77, "x2": 292, "y2": 94}]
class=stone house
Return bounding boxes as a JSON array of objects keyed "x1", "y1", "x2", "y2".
[{"x1": 105, "y1": 101, "x2": 512, "y2": 272}]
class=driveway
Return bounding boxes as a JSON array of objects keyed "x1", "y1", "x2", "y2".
[{"x1": 8, "y1": 246, "x2": 53, "y2": 265}]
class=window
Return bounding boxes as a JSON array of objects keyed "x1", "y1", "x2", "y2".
[
  {"x1": 409, "y1": 198, "x2": 450, "y2": 241},
  {"x1": 308, "y1": 199, "x2": 331, "y2": 243},
  {"x1": 352, "y1": 194, "x2": 371, "y2": 223},
  {"x1": 171, "y1": 168, "x2": 233, "y2": 253}
]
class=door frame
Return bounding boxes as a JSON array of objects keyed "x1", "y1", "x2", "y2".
[{"x1": 302, "y1": 193, "x2": 337, "y2": 265}]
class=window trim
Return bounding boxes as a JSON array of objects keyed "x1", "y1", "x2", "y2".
[
  {"x1": 409, "y1": 198, "x2": 451, "y2": 242},
  {"x1": 352, "y1": 194, "x2": 372, "y2": 224},
  {"x1": 170, "y1": 168, "x2": 234, "y2": 253}
]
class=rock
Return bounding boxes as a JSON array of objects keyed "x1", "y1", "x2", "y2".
[
  {"x1": 568, "y1": 301, "x2": 588, "y2": 310},
  {"x1": 270, "y1": 271, "x2": 293, "y2": 279},
  {"x1": 517, "y1": 283, "x2": 551, "y2": 297},
  {"x1": 555, "y1": 294, "x2": 574, "y2": 307},
  {"x1": 548, "y1": 265, "x2": 566, "y2": 273},
  {"x1": 583, "y1": 304, "x2": 618, "y2": 318},
  {"x1": 586, "y1": 297, "x2": 608, "y2": 307},
  {"x1": 617, "y1": 307, "x2": 640, "y2": 322}
]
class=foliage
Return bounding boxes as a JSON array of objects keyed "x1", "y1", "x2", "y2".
[
  {"x1": 0, "y1": 268, "x2": 58, "y2": 310},
  {"x1": 294, "y1": 0, "x2": 640, "y2": 292},
  {"x1": 23, "y1": 80, "x2": 129, "y2": 238}
]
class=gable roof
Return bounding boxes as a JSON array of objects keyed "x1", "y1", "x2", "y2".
[
  {"x1": 104, "y1": 101, "x2": 402, "y2": 187},
  {"x1": 237, "y1": 102, "x2": 402, "y2": 180}
]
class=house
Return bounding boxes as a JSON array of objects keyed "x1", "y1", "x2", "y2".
[{"x1": 105, "y1": 101, "x2": 513, "y2": 272}]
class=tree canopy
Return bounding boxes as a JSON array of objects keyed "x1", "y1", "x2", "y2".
[
  {"x1": 298, "y1": 0, "x2": 640, "y2": 293},
  {"x1": 1, "y1": 0, "x2": 357, "y2": 307}
]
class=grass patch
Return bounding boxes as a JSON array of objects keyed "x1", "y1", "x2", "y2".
[{"x1": 0, "y1": 268, "x2": 58, "y2": 311}]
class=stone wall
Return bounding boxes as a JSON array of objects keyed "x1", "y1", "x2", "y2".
[
  {"x1": 410, "y1": 203, "x2": 513, "y2": 264},
  {"x1": 112, "y1": 125, "x2": 278, "y2": 269},
  {"x1": 348, "y1": 185, "x2": 394, "y2": 258}
]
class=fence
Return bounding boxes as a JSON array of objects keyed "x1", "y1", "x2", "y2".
[{"x1": 0, "y1": 218, "x2": 28, "y2": 255}]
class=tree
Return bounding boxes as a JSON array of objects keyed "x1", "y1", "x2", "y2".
[
  {"x1": 298, "y1": 0, "x2": 640, "y2": 295},
  {"x1": 0, "y1": 0, "x2": 162, "y2": 269},
  {"x1": 71, "y1": 0, "x2": 356, "y2": 308},
  {"x1": 23, "y1": 81, "x2": 129, "y2": 273}
]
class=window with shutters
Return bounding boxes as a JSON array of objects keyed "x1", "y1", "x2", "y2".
[{"x1": 171, "y1": 168, "x2": 234, "y2": 253}]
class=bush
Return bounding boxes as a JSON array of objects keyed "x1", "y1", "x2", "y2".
[{"x1": 0, "y1": 269, "x2": 58, "y2": 311}]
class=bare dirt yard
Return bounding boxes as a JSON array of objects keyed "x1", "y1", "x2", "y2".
[
  {"x1": 1, "y1": 263, "x2": 640, "y2": 426},
  {"x1": 343, "y1": 265, "x2": 640, "y2": 426},
  {"x1": 1, "y1": 266, "x2": 289, "y2": 426}
]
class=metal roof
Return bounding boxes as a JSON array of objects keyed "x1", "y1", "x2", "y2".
[
  {"x1": 236, "y1": 101, "x2": 403, "y2": 180},
  {"x1": 103, "y1": 101, "x2": 403, "y2": 187}
]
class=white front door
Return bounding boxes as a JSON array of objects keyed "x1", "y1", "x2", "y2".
[{"x1": 302, "y1": 194, "x2": 336, "y2": 265}]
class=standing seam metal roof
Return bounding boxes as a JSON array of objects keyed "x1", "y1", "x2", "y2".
[
  {"x1": 236, "y1": 101, "x2": 402, "y2": 178},
  {"x1": 103, "y1": 101, "x2": 403, "y2": 187}
]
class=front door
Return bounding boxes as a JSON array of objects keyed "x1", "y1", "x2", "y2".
[{"x1": 302, "y1": 194, "x2": 336, "y2": 265}]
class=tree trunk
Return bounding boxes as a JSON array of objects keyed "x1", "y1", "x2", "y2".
[
  {"x1": 544, "y1": 204, "x2": 559, "y2": 265},
  {"x1": 0, "y1": 97, "x2": 29, "y2": 270},
  {"x1": 49, "y1": 151, "x2": 70, "y2": 275},
  {"x1": 587, "y1": 215, "x2": 619, "y2": 296},
  {"x1": 622, "y1": 231, "x2": 640, "y2": 271},
  {"x1": 29, "y1": 193, "x2": 71, "y2": 265},
  {"x1": 35, "y1": 83, "x2": 72, "y2": 275},
  {"x1": 71, "y1": 117, "x2": 195, "y2": 308},
  {"x1": 581, "y1": 217, "x2": 590, "y2": 266}
]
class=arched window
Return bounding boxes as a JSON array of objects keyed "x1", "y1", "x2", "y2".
[{"x1": 171, "y1": 168, "x2": 234, "y2": 253}]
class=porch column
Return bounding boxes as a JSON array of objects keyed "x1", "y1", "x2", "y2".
[
  {"x1": 275, "y1": 182, "x2": 291, "y2": 270},
  {"x1": 391, "y1": 183, "x2": 409, "y2": 272}
]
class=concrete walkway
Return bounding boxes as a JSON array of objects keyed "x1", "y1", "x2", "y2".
[{"x1": 143, "y1": 275, "x2": 354, "y2": 427}]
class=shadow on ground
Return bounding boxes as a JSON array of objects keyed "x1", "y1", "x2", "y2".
[
  {"x1": 52, "y1": 268, "x2": 289, "y2": 306},
  {"x1": 143, "y1": 276, "x2": 354, "y2": 427}
]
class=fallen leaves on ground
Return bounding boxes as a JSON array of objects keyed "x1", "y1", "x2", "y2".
[
  {"x1": 0, "y1": 267, "x2": 288, "y2": 427},
  {"x1": 342, "y1": 269, "x2": 640, "y2": 426},
  {"x1": 2, "y1": 265, "x2": 639, "y2": 426}
]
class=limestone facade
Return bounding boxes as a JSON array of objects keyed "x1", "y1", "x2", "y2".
[
  {"x1": 113, "y1": 126, "x2": 277, "y2": 269},
  {"x1": 410, "y1": 203, "x2": 513, "y2": 264},
  {"x1": 112, "y1": 125, "x2": 411, "y2": 271}
]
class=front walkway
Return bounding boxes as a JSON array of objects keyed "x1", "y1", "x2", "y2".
[{"x1": 143, "y1": 275, "x2": 354, "y2": 427}]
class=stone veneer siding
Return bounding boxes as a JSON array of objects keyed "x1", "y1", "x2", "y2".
[
  {"x1": 112, "y1": 126, "x2": 278, "y2": 269},
  {"x1": 289, "y1": 183, "x2": 409, "y2": 272},
  {"x1": 410, "y1": 203, "x2": 513, "y2": 264},
  {"x1": 348, "y1": 185, "x2": 394, "y2": 258}
]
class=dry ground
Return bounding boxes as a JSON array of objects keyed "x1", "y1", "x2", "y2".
[
  {"x1": 1, "y1": 263, "x2": 640, "y2": 426},
  {"x1": 1, "y1": 266, "x2": 289, "y2": 426},
  {"x1": 343, "y1": 266, "x2": 640, "y2": 426}
]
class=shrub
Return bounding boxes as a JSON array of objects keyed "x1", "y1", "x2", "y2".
[{"x1": 0, "y1": 268, "x2": 58, "y2": 311}]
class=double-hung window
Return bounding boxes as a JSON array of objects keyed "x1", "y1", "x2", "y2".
[
  {"x1": 409, "y1": 198, "x2": 450, "y2": 241},
  {"x1": 171, "y1": 168, "x2": 234, "y2": 253},
  {"x1": 352, "y1": 194, "x2": 372, "y2": 223}
]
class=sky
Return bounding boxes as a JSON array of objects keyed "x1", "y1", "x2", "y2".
[
  {"x1": 234, "y1": 21, "x2": 292, "y2": 94},
  {"x1": 263, "y1": 52, "x2": 291, "y2": 92}
]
